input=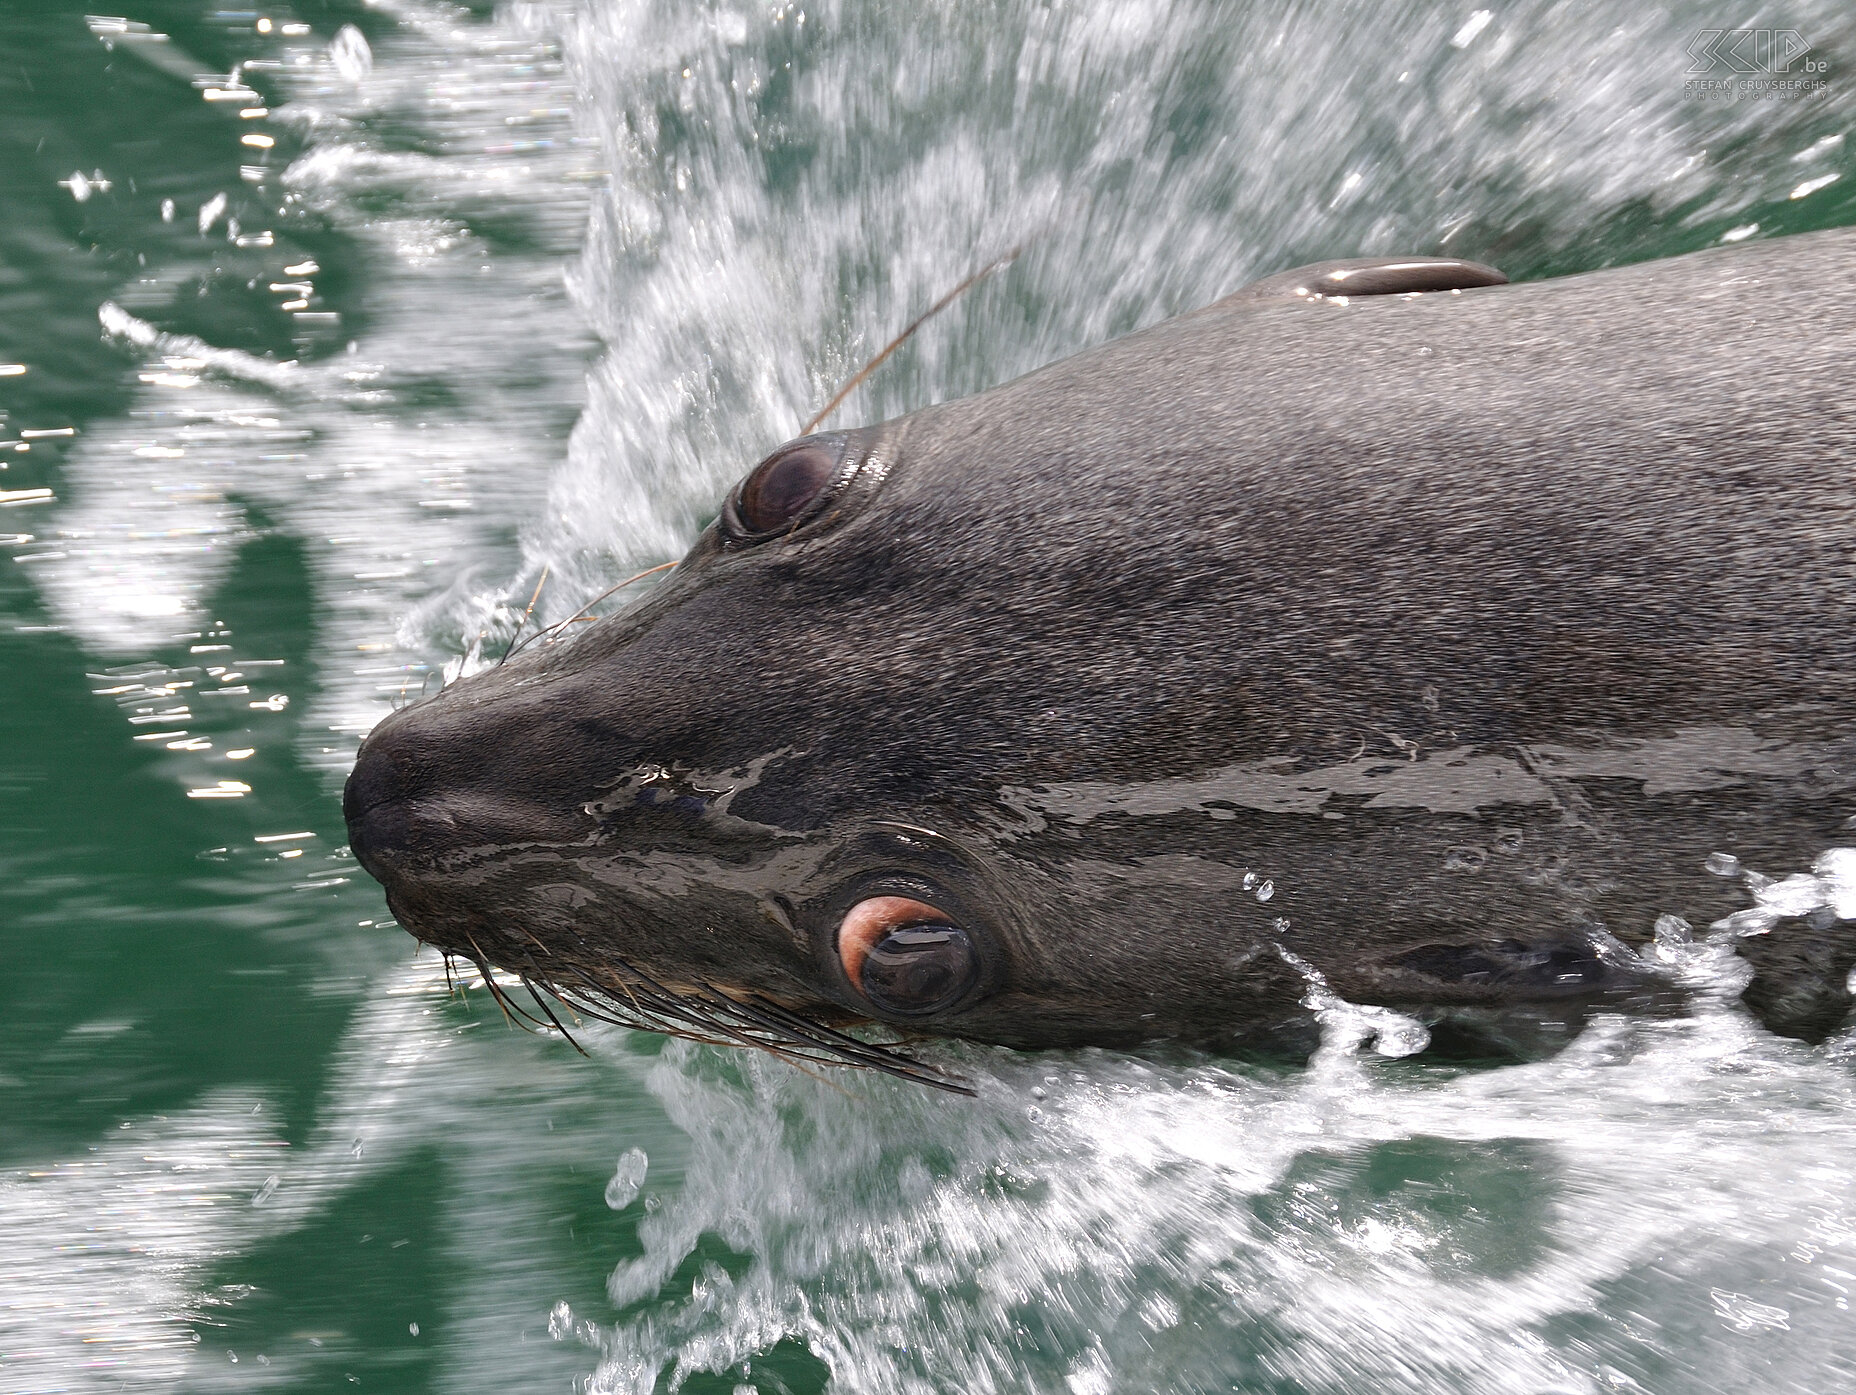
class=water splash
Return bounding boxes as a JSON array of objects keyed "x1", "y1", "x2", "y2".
[
  {"x1": 24, "y1": 0, "x2": 598, "y2": 779},
  {"x1": 7, "y1": 0, "x2": 1856, "y2": 1392},
  {"x1": 1282, "y1": 945, "x2": 1433, "y2": 1060},
  {"x1": 570, "y1": 984, "x2": 1856, "y2": 1395},
  {"x1": 605, "y1": 1146, "x2": 650, "y2": 1210}
]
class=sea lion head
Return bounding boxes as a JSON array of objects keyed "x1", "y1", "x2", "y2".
[
  {"x1": 342, "y1": 402, "x2": 1312, "y2": 1072},
  {"x1": 345, "y1": 238, "x2": 1856, "y2": 1075}
]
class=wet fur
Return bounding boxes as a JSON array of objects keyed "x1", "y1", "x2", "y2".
[{"x1": 348, "y1": 228, "x2": 1856, "y2": 1067}]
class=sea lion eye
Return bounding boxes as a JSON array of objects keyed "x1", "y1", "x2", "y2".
[
  {"x1": 730, "y1": 436, "x2": 843, "y2": 537},
  {"x1": 838, "y1": 895, "x2": 982, "y2": 1017}
]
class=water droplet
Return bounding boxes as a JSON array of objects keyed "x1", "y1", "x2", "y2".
[
  {"x1": 1240, "y1": 870, "x2": 1258, "y2": 891},
  {"x1": 1649, "y1": 914, "x2": 1695, "y2": 965},
  {"x1": 408, "y1": 1322, "x2": 419, "y2": 1337},
  {"x1": 1443, "y1": 845, "x2": 1486, "y2": 872},
  {"x1": 1493, "y1": 828, "x2": 1523, "y2": 855},
  {"x1": 251, "y1": 1174, "x2": 278, "y2": 1206},
  {"x1": 1721, "y1": 907, "x2": 1778, "y2": 939},
  {"x1": 330, "y1": 25, "x2": 373, "y2": 83},
  {"x1": 548, "y1": 1301, "x2": 573, "y2": 1341},
  {"x1": 1030, "y1": 1085, "x2": 1047, "y2": 1100},
  {"x1": 1372, "y1": 1014, "x2": 1431, "y2": 1058},
  {"x1": 1254, "y1": 878, "x2": 1275, "y2": 902},
  {"x1": 349, "y1": 1137, "x2": 364, "y2": 1159},
  {"x1": 1705, "y1": 851, "x2": 1740, "y2": 876},
  {"x1": 1653, "y1": 914, "x2": 1693, "y2": 946},
  {"x1": 604, "y1": 1147, "x2": 648, "y2": 1210}
]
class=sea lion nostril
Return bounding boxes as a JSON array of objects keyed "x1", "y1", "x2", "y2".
[
  {"x1": 345, "y1": 794, "x2": 412, "y2": 876},
  {"x1": 342, "y1": 741, "x2": 400, "y2": 826},
  {"x1": 344, "y1": 701, "x2": 599, "y2": 897},
  {"x1": 344, "y1": 718, "x2": 447, "y2": 868}
]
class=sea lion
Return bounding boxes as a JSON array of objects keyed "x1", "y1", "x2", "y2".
[{"x1": 345, "y1": 229, "x2": 1856, "y2": 1085}]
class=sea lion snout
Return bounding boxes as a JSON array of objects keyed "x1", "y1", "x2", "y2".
[{"x1": 343, "y1": 681, "x2": 605, "y2": 946}]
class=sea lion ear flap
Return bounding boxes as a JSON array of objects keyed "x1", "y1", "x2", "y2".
[{"x1": 1219, "y1": 256, "x2": 1508, "y2": 305}]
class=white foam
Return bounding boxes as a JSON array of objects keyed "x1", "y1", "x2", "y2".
[
  {"x1": 573, "y1": 986, "x2": 1856, "y2": 1395},
  {"x1": 11, "y1": 0, "x2": 1856, "y2": 1390}
]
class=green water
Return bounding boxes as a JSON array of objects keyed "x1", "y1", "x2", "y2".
[
  {"x1": 6, "y1": 2, "x2": 1856, "y2": 1392},
  {"x1": 1, "y1": 4, "x2": 652, "y2": 1388}
]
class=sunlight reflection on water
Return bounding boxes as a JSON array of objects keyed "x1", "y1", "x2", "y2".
[{"x1": 5, "y1": 0, "x2": 1856, "y2": 1390}]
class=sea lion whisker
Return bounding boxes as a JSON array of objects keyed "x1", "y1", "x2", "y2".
[
  {"x1": 506, "y1": 560, "x2": 678, "y2": 660},
  {"x1": 554, "y1": 963, "x2": 775, "y2": 1046},
  {"x1": 687, "y1": 987, "x2": 873, "y2": 1056},
  {"x1": 761, "y1": 1011, "x2": 952, "y2": 1078},
  {"x1": 461, "y1": 938, "x2": 561, "y2": 1034},
  {"x1": 470, "y1": 959, "x2": 521, "y2": 1028},
  {"x1": 630, "y1": 995, "x2": 816, "y2": 1062},
  {"x1": 444, "y1": 941, "x2": 961, "y2": 1088},
  {"x1": 571, "y1": 963, "x2": 717, "y2": 1029},
  {"x1": 586, "y1": 956, "x2": 705, "y2": 1011},
  {"x1": 496, "y1": 565, "x2": 551, "y2": 668},
  {"x1": 486, "y1": 978, "x2": 553, "y2": 1032},
  {"x1": 533, "y1": 973, "x2": 632, "y2": 1027},
  {"x1": 720, "y1": 988, "x2": 970, "y2": 1081},
  {"x1": 692, "y1": 985, "x2": 977, "y2": 1094},
  {"x1": 799, "y1": 244, "x2": 1024, "y2": 437},
  {"x1": 544, "y1": 979, "x2": 738, "y2": 1045},
  {"x1": 550, "y1": 962, "x2": 945, "y2": 1083},
  {"x1": 593, "y1": 957, "x2": 660, "y2": 1016},
  {"x1": 520, "y1": 975, "x2": 588, "y2": 1055},
  {"x1": 709, "y1": 990, "x2": 899, "y2": 1066},
  {"x1": 564, "y1": 960, "x2": 650, "y2": 1019},
  {"x1": 507, "y1": 949, "x2": 969, "y2": 1088}
]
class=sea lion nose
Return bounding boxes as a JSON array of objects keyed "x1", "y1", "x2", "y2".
[
  {"x1": 343, "y1": 718, "x2": 432, "y2": 879},
  {"x1": 343, "y1": 689, "x2": 591, "y2": 886},
  {"x1": 343, "y1": 698, "x2": 500, "y2": 875}
]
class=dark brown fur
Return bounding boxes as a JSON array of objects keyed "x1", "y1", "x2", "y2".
[{"x1": 347, "y1": 230, "x2": 1856, "y2": 1072}]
